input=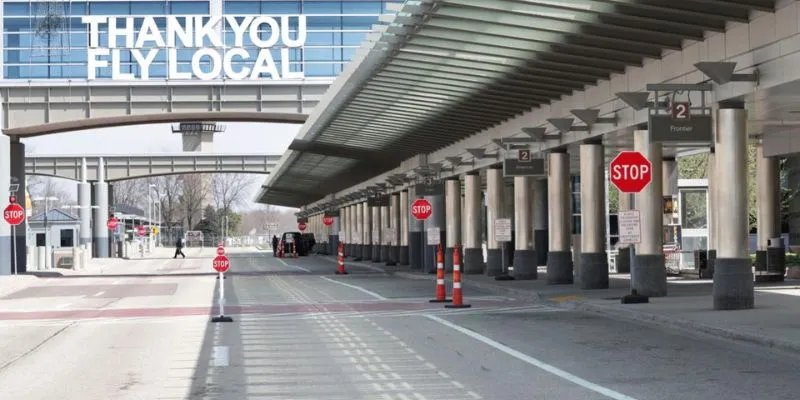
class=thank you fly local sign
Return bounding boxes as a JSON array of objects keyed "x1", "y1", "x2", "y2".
[{"x1": 82, "y1": 15, "x2": 307, "y2": 80}]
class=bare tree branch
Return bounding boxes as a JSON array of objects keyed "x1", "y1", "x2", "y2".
[
  {"x1": 28, "y1": 178, "x2": 73, "y2": 215},
  {"x1": 212, "y1": 174, "x2": 255, "y2": 213},
  {"x1": 180, "y1": 174, "x2": 206, "y2": 229},
  {"x1": 113, "y1": 180, "x2": 146, "y2": 209}
]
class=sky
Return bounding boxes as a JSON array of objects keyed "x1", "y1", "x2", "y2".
[{"x1": 24, "y1": 122, "x2": 301, "y2": 211}]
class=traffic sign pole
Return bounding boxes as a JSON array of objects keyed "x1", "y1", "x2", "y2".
[{"x1": 211, "y1": 271, "x2": 233, "y2": 323}]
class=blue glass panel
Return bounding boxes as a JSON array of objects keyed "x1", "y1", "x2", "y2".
[
  {"x1": 130, "y1": 1, "x2": 166, "y2": 14},
  {"x1": 305, "y1": 62, "x2": 335, "y2": 77},
  {"x1": 262, "y1": 1, "x2": 300, "y2": 14},
  {"x1": 70, "y1": 2, "x2": 89, "y2": 15},
  {"x1": 343, "y1": 1, "x2": 382, "y2": 14},
  {"x1": 4, "y1": 18, "x2": 31, "y2": 30},
  {"x1": 90, "y1": 2, "x2": 131, "y2": 15},
  {"x1": 3, "y1": 4, "x2": 30, "y2": 16},
  {"x1": 341, "y1": 47, "x2": 357, "y2": 61},
  {"x1": 307, "y1": 16, "x2": 341, "y2": 29},
  {"x1": 170, "y1": 1, "x2": 209, "y2": 14},
  {"x1": 304, "y1": 1, "x2": 341, "y2": 14},
  {"x1": 304, "y1": 48, "x2": 333, "y2": 62},
  {"x1": 224, "y1": 1, "x2": 259, "y2": 14},
  {"x1": 342, "y1": 16, "x2": 377, "y2": 29},
  {"x1": 306, "y1": 32, "x2": 334, "y2": 46},
  {"x1": 342, "y1": 32, "x2": 366, "y2": 46}
]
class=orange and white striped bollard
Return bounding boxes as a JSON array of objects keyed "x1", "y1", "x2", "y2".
[
  {"x1": 445, "y1": 244, "x2": 470, "y2": 309},
  {"x1": 430, "y1": 244, "x2": 451, "y2": 303},
  {"x1": 336, "y1": 242, "x2": 348, "y2": 275}
]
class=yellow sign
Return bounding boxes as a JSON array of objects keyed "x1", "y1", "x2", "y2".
[{"x1": 151, "y1": 226, "x2": 160, "y2": 236}]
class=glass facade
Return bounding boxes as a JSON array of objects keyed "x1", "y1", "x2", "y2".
[{"x1": 2, "y1": 0, "x2": 401, "y2": 80}]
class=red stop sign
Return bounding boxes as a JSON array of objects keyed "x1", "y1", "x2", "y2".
[
  {"x1": 322, "y1": 216, "x2": 334, "y2": 226},
  {"x1": 107, "y1": 218, "x2": 118, "y2": 230},
  {"x1": 610, "y1": 151, "x2": 652, "y2": 193},
  {"x1": 217, "y1": 246, "x2": 225, "y2": 256},
  {"x1": 3, "y1": 203, "x2": 25, "y2": 226},
  {"x1": 298, "y1": 222, "x2": 307, "y2": 231},
  {"x1": 411, "y1": 198, "x2": 433, "y2": 220},
  {"x1": 213, "y1": 255, "x2": 230, "y2": 273},
  {"x1": 137, "y1": 225, "x2": 146, "y2": 236}
]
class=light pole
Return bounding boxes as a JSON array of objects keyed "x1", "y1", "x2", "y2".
[{"x1": 148, "y1": 184, "x2": 156, "y2": 251}]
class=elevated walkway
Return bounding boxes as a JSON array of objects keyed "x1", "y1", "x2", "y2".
[{"x1": 26, "y1": 153, "x2": 281, "y2": 181}]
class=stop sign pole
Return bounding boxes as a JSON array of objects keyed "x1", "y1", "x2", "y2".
[
  {"x1": 4, "y1": 196, "x2": 25, "y2": 275},
  {"x1": 212, "y1": 254, "x2": 233, "y2": 323}
]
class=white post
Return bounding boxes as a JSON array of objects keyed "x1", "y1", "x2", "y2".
[{"x1": 218, "y1": 271, "x2": 225, "y2": 316}]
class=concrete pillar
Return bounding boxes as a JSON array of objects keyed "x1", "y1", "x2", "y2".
[
  {"x1": 445, "y1": 178, "x2": 462, "y2": 273},
  {"x1": 579, "y1": 143, "x2": 609, "y2": 289},
  {"x1": 408, "y1": 188, "x2": 424, "y2": 270},
  {"x1": 463, "y1": 172, "x2": 484, "y2": 274},
  {"x1": 353, "y1": 203, "x2": 365, "y2": 261},
  {"x1": 90, "y1": 158, "x2": 109, "y2": 258},
  {"x1": 485, "y1": 166, "x2": 504, "y2": 276},
  {"x1": 713, "y1": 104, "x2": 754, "y2": 310},
  {"x1": 707, "y1": 151, "x2": 718, "y2": 274},
  {"x1": 662, "y1": 158, "x2": 678, "y2": 196},
  {"x1": 399, "y1": 190, "x2": 410, "y2": 265},
  {"x1": 0, "y1": 133, "x2": 10, "y2": 276},
  {"x1": 351, "y1": 204, "x2": 359, "y2": 258},
  {"x1": 362, "y1": 202, "x2": 371, "y2": 262},
  {"x1": 633, "y1": 130, "x2": 666, "y2": 296},
  {"x1": 387, "y1": 192, "x2": 400, "y2": 266},
  {"x1": 371, "y1": 204, "x2": 381, "y2": 262},
  {"x1": 503, "y1": 182, "x2": 515, "y2": 270},
  {"x1": 342, "y1": 206, "x2": 350, "y2": 256},
  {"x1": 380, "y1": 204, "x2": 390, "y2": 262},
  {"x1": 329, "y1": 212, "x2": 341, "y2": 255},
  {"x1": 755, "y1": 142, "x2": 785, "y2": 280},
  {"x1": 533, "y1": 178, "x2": 548, "y2": 267},
  {"x1": 547, "y1": 150, "x2": 573, "y2": 284},
  {"x1": 10, "y1": 140, "x2": 27, "y2": 273},
  {"x1": 513, "y1": 176, "x2": 536, "y2": 279},
  {"x1": 423, "y1": 192, "x2": 445, "y2": 274},
  {"x1": 108, "y1": 182, "x2": 116, "y2": 257}
]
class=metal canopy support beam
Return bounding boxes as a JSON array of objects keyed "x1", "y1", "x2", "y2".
[
  {"x1": 570, "y1": 109, "x2": 617, "y2": 126},
  {"x1": 694, "y1": 62, "x2": 759, "y2": 85},
  {"x1": 548, "y1": 118, "x2": 589, "y2": 133}
]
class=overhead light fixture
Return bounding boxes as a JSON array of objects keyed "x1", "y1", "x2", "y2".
[
  {"x1": 615, "y1": 92, "x2": 650, "y2": 111},
  {"x1": 694, "y1": 62, "x2": 758, "y2": 85}
]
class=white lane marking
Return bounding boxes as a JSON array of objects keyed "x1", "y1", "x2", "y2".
[
  {"x1": 212, "y1": 346, "x2": 230, "y2": 367},
  {"x1": 425, "y1": 315, "x2": 639, "y2": 400},
  {"x1": 93, "y1": 291, "x2": 105, "y2": 297},
  {"x1": 276, "y1": 258, "x2": 312, "y2": 272},
  {"x1": 467, "y1": 391, "x2": 482, "y2": 399},
  {"x1": 320, "y1": 276, "x2": 387, "y2": 300},
  {"x1": 55, "y1": 303, "x2": 71, "y2": 309},
  {"x1": 452, "y1": 380, "x2": 464, "y2": 388}
]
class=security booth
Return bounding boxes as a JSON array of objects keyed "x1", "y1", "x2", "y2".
[{"x1": 675, "y1": 179, "x2": 711, "y2": 276}]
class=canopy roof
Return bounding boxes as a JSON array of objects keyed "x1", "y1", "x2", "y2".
[{"x1": 258, "y1": 0, "x2": 774, "y2": 208}]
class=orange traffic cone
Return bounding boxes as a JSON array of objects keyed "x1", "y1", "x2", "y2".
[
  {"x1": 336, "y1": 242, "x2": 348, "y2": 275},
  {"x1": 445, "y1": 244, "x2": 470, "y2": 309},
  {"x1": 430, "y1": 244, "x2": 451, "y2": 303}
]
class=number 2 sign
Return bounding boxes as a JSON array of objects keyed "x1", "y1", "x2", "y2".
[{"x1": 671, "y1": 102, "x2": 690, "y2": 120}]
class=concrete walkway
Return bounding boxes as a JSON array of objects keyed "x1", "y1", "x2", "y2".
[{"x1": 321, "y1": 255, "x2": 800, "y2": 355}]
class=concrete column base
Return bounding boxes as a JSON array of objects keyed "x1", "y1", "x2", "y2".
[
  {"x1": 353, "y1": 245, "x2": 363, "y2": 261},
  {"x1": 579, "y1": 252, "x2": 609, "y2": 290},
  {"x1": 512, "y1": 249, "x2": 537, "y2": 280},
  {"x1": 380, "y1": 245, "x2": 389, "y2": 263},
  {"x1": 546, "y1": 251, "x2": 574, "y2": 285},
  {"x1": 463, "y1": 248, "x2": 484, "y2": 274},
  {"x1": 485, "y1": 248, "x2": 503, "y2": 277},
  {"x1": 386, "y1": 246, "x2": 398, "y2": 266},
  {"x1": 362, "y1": 245, "x2": 372, "y2": 261},
  {"x1": 399, "y1": 246, "x2": 410, "y2": 266},
  {"x1": 534, "y1": 230, "x2": 548, "y2": 266},
  {"x1": 409, "y1": 232, "x2": 423, "y2": 270},
  {"x1": 713, "y1": 258, "x2": 754, "y2": 310},
  {"x1": 616, "y1": 247, "x2": 631, "y2": 273},
  {"x1": 372, "y1": 244, "x2": 380, "y2": 262},
  {"x1": 704, "y1": 249, "x2": 717, "y2": 279},
  {"x1": 344, "y1": 244, "x2": 351, "y2": 257},
  {"x1": 632, "y1": 254, "x2": 667, "y2": 297},
  {"x1": 445, "y1": 247, "x2": 454, "y2": 273},
  {"x1": 329, "y1": 235, "x2": 339, "y2": 255}
]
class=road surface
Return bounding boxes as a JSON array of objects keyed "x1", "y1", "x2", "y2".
[{"x1": 0, "y1": 249, "x2": 798, "y2": 400}]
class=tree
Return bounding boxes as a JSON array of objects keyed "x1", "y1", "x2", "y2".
[
  {"x1": 180, "y1": 174, "x2": 206, "y2": 229},
  {"x1": 113, "y1": 180, "x2": 146, "y2": 209},
  {"x1": 150, "y1": 175, "x2": 183, "y2": 226},
  {"x1": 239, "y1": 205, "x2": 283, "y2": 233},
  {"x1": 212, "y1": 174, "x2": 254, "y2": 213},
  {"x1": 194, "y1": 205, "x2": 219, "y2": 236},
  {"x1": 27, "y1": 177, "x2": 73, "y2": 216}
]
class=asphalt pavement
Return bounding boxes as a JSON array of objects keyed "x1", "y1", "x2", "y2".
[{"x1": 0, "y1": 250, "x2": 799, "y2": 399}]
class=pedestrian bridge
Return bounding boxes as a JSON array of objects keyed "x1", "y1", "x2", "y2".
[
  {"x1": 0, "y1": 80, "x2": 330, "y2": 137},
  {"x1": 26, "y1": 153, "x2": 281, "y2": 181}
]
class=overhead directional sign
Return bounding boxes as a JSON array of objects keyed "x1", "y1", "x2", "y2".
[
  {"x1": 503, "y1": 149, "x2": 546, "y2": 177},
  {"x1": 610, "y1": 151, "x2": 652, "y2": 193},
  {"x1": 649, "y1": 101, "x2": 712, "y2": 144},
  {"x1": 411, "y1": 198, "x2": 433, "y2": 221}
]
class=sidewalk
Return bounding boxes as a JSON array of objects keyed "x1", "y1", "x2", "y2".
[{"x1": 321, "y1": 255, "x2": 800, "y2": 355}]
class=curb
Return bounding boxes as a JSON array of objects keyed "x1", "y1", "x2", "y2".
[{"x1": 342, "y1": 259, "x2": 800, "y2": 356}]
